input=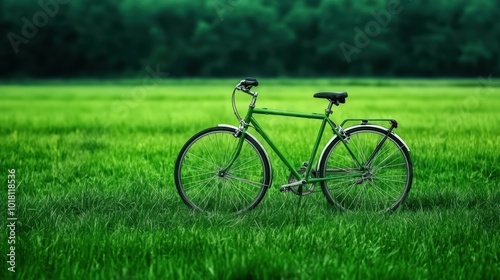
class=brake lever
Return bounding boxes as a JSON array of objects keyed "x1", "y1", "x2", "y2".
[
  {"x1": 235, "y1": 79, "x2": 246, "y2": 88},
  {"x1": 235, "y1": 81, "x2": 257, "y2": 96}
]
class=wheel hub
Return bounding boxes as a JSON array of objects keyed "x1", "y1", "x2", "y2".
[{"x1": 355, "y1": 169, "x2": 374, "y2": 184}]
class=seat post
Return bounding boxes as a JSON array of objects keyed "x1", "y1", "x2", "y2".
[{"x1": 325, "y1": 101, "x2": 335, "y2": 115}]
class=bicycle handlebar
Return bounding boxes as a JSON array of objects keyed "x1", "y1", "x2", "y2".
[
  {"x1": 232, "y1": 77, "x2": 259, "y2": 122},
  {"x1": 235, "y1": 77, "x2": 259, "y2": 96},
  {"x1": 240, "y1": 77, "x2": 259, "y2": 87}
]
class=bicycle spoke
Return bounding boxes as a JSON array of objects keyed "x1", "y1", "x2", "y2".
[
  {"x1": 226, "y1": 175, "x2": 266, "y2": 188},
  {"x1": 231, "y1": 159, "x2": 262, "y2": 173},
  {"x1": 231, "y1": 156, "x2": 260, "y2": 172},
  {"x1": 227, "y1": 179, "x2": 253, "y2": 205},
  {"x1": 371, "y1": 146, "x2": 404, "y2": 171},
  {"x1": 184, "y1": 153, "x2": 221, "y2": 169}
]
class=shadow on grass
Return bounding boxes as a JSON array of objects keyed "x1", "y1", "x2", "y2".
[
  {"x1": 402, "y1": 190, "x2": 498, "y2": 212},
  {"x1": 20, "y1": 185, "x2": 498, "y2": 235}
]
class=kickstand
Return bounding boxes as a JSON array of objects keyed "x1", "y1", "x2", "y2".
[{"x1": 294, "y1": 185, "x2": 304, "y2": 226}]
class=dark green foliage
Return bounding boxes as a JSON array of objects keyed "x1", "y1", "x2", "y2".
[{"x1": 1, "y1": 0, "x2": 500, "y2": 78}]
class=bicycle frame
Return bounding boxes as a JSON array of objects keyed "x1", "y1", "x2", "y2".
[
  {"x1": 252, "y1": 108, "x2": 349, "y2": 182},
  {"x1": 220, "y1": 86, "x2": 402, "y2": 189},
  {"x1": 221, "y1": 103, "x2": 362, "y2": 185}
]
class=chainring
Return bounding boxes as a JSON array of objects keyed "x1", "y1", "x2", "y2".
[{"x1": 287, "y1": 167, "x2": 316, "y2": 196}]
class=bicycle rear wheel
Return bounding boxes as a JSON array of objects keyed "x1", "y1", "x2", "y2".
[
  {"x1": 318, "y1": 126, "x2": 413, "y2": 212},
  {"x1": 174, "y1": 126, "x2": 271, "y2": 214}
]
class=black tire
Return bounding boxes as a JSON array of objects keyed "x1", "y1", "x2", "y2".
[
  {"x1": 174, "y1": 127, "x2": 271, "y2": 214},
  {"x1": 318, "y1": 126, "x2": 413, "y2": 212}
]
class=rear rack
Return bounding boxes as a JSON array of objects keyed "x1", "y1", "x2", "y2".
[{"x1": 340, "y1": 118, "x2": 398, "y2": 129}]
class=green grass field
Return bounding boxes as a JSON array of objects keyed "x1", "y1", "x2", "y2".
[{"x1": 0, "y1": 80, "x2": 498, "y2": 279}]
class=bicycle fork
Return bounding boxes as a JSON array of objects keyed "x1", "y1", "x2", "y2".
[{"x1": 216, "y1": 128, "x2": 247, "y2": 178}]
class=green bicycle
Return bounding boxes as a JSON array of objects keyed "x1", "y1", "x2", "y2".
[{"x1": 174, "y1": 78, "x2": 413, "y2": 214}]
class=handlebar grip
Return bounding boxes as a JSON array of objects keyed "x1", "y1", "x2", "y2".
[{"x1": 241, "y1": 77, "x2": 259, "y2": 87}]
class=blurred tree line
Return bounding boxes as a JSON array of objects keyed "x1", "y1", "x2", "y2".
[{"x1": 0, "y1": 0, "x2": 499, "y2": 78}]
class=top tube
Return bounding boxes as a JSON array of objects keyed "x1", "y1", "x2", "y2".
[{"x1": 252, "y1": 107, "x2": 326, "y2": 120}]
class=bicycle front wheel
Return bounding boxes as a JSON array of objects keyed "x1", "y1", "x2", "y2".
[
  {"x1": 319, "y1": 126, "x2": 413, "y2": 212},
  {"x1": 174, "y1": 126, "x2": 271, "y2": 214}
]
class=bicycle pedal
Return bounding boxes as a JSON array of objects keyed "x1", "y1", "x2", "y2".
[
  {"x1": 280, "y1": 186, "x2": 291, "y2": 192},
  {"x1": 280, "y1": 180, "x2": 306, "y2": 193}
]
